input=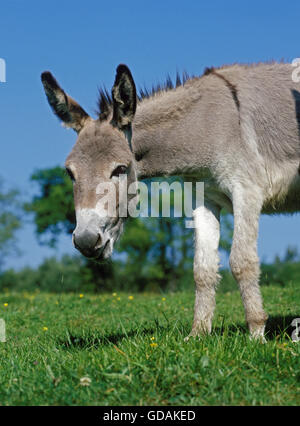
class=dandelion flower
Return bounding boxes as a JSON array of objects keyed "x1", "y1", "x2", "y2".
[
  {"x1": 150, "y1": 336, "x2": 155, "y2": 341},
  {"x1": 43, "y1": 327, "x2": 48, "y2": 331},
  {"x1": 3, "y1": 303, "x2": 8, "y2": 307},
  {"x1": 128, "y1": 296, "x2": 134, "y2": 300},
  {"x1": 161, "y1": 297, "x2": 166, "y2": 301},
  {"x1": 80, "y1": 376, "x2": 91, "y2": 386},
  {"x1": 79, "y1": 294, "x2": 84, "y2": 298},
  {"x1": 112, "y1": 292, "x2": 117, "y2": 297},
  {"x1": 117, "y1": 297, "x2": 121, "y2": 301},
  {"x1": 150, "y1": 343, "x2": 158, "y2": 348}
]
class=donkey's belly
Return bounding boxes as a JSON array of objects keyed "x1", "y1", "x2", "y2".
[{"x1": 262, "y1": 175, "x2": 300, "y2": 214}]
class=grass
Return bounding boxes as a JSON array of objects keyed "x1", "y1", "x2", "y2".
[{"x1": 0, "y1": 283, "x2": 299, "y2": 406}]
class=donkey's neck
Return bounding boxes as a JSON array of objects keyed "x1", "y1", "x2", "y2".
[{"x1": 131, "y1": 81, "x2": 209, "y2": 179}]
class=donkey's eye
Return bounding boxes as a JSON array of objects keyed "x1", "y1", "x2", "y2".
[
  {"x1": 111, "y1": 165, "x2": 128, "y2": 178},
  {"x1": 66, "y1": 168, "x2": 75, "y2": 181}
]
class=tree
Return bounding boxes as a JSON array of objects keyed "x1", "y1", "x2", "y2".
[
  {"x1": 0, "y1": 178, "x2": 21, "y2": 269},
  {"x1": 24, "y1": 167, "x2": 75, "y2": 246}
]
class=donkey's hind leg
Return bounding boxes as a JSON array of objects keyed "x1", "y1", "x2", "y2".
[
  {"x1": 185, "y1": 203, "x2": 221, "y2": 340},
  {"x1": 229, "y1": 187, "x2": 268, "y2": 342}
]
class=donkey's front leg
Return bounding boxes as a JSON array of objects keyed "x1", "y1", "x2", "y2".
[
  {"x1": 229, "y1": 189, "x2": 268, "y2": 342},
  {"x1": 185, "y1": 204, "x2": 221, "y2": 341}
]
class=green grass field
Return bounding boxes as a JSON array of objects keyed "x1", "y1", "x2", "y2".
[{"x1": 0, "y1": 283, "x2": 299, "y2": 406}]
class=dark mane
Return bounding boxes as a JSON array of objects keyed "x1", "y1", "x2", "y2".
[
  {"x1": 95, "y1": 60, "x2": 289, "y2": 120},
  {"x1": 97, "y1": 71, "x2": 192, "y2": 120}
]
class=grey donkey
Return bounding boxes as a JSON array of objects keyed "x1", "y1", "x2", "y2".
[{"x1": 41, "y1": 61, "x2": 300, "y2": 341}]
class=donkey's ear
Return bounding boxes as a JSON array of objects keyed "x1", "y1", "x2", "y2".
[
  {"x1": 111, "y1": 64, "x2": 137, "y2": 130},
  {"x1": 41, "y1": 71, "x2": 90, "y2": 133}
]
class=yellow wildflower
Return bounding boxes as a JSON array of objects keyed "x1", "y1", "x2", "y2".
[
  {"x1": 128, "y1": 296, "x2": 134, "y2": 300},
  {"x1": 150, "y1": 343, "x2": 158, "y2": 348},
  {"x1": 43, "y1": 327, "x2": 48, "y2": 331},
  {"x1": 3, "y1": 303, "x2": 8, "y2": 307},
  {"x1": 79, "y1": 294, "x2": 84, "y2": 298}
]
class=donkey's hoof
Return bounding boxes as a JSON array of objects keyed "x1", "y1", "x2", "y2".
[
  {"x1": 184, "y1": 329, "x2": 207, "y2": 342},
  {"x1": 249, "y1": 324, "x2": 267, "y2": 343},
  {"x1": 184, "y1": 322, "x2": 211, "y2": 341},
  {"x1": 184, "y1": 333, "x2": 203, "y2": 342},
  {"x1": 249, "y1": 334, "x2": 267, "y2": 344}
]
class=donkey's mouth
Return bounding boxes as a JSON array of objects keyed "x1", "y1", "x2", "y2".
[
  {"x1": 94, "y1": 218, "x2": 124, "y2": 261},
  {"x1": 95, "y1": 239, "x2": 111, "y2": 261}
]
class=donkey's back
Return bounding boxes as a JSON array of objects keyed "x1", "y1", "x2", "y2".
[{"x1": 208, "y1": 63, "x2": 300, "y2": 213}]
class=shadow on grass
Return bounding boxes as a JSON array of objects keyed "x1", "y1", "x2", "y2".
[
  {"x1": 214, "y1": 314, "x2": 299, "y2": 340},
  {"x1": 265, "y1": 315, "x2": 299, "y2": 340},
  {"x1": 213, "y1": 322, "x2": 247, "y2": 337},
  {"x1": 58, "y1": 314, "x2": 299, "y2": 350},
  {"x1": 58, "y1": 320, "x2": 181, "y2": 350}
]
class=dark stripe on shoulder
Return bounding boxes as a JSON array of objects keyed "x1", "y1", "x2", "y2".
[{"x1": 208, "y1": 68, "x2": 240, "y2": 111}]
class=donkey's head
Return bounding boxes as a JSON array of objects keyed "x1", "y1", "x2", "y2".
[{"x1": 41, "y1": 65, "x2": 137, "y2": 260}]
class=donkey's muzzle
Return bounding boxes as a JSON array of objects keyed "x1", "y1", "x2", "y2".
[{"x1": 72, "y1": 229, "x2": 102, "y2": 258}]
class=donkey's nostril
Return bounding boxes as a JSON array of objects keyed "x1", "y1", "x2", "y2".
[{"x1": 73, "y1": 230, "x2": 102, "y2": 258}]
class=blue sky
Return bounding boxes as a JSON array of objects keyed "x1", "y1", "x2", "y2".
[{"x1": 0, "y1": 0, "x2": 300, "y2": 269}]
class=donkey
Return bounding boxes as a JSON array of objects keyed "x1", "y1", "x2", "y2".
[{"x1": 41, "y1": 62, "x2": 300, "y2": 341}]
